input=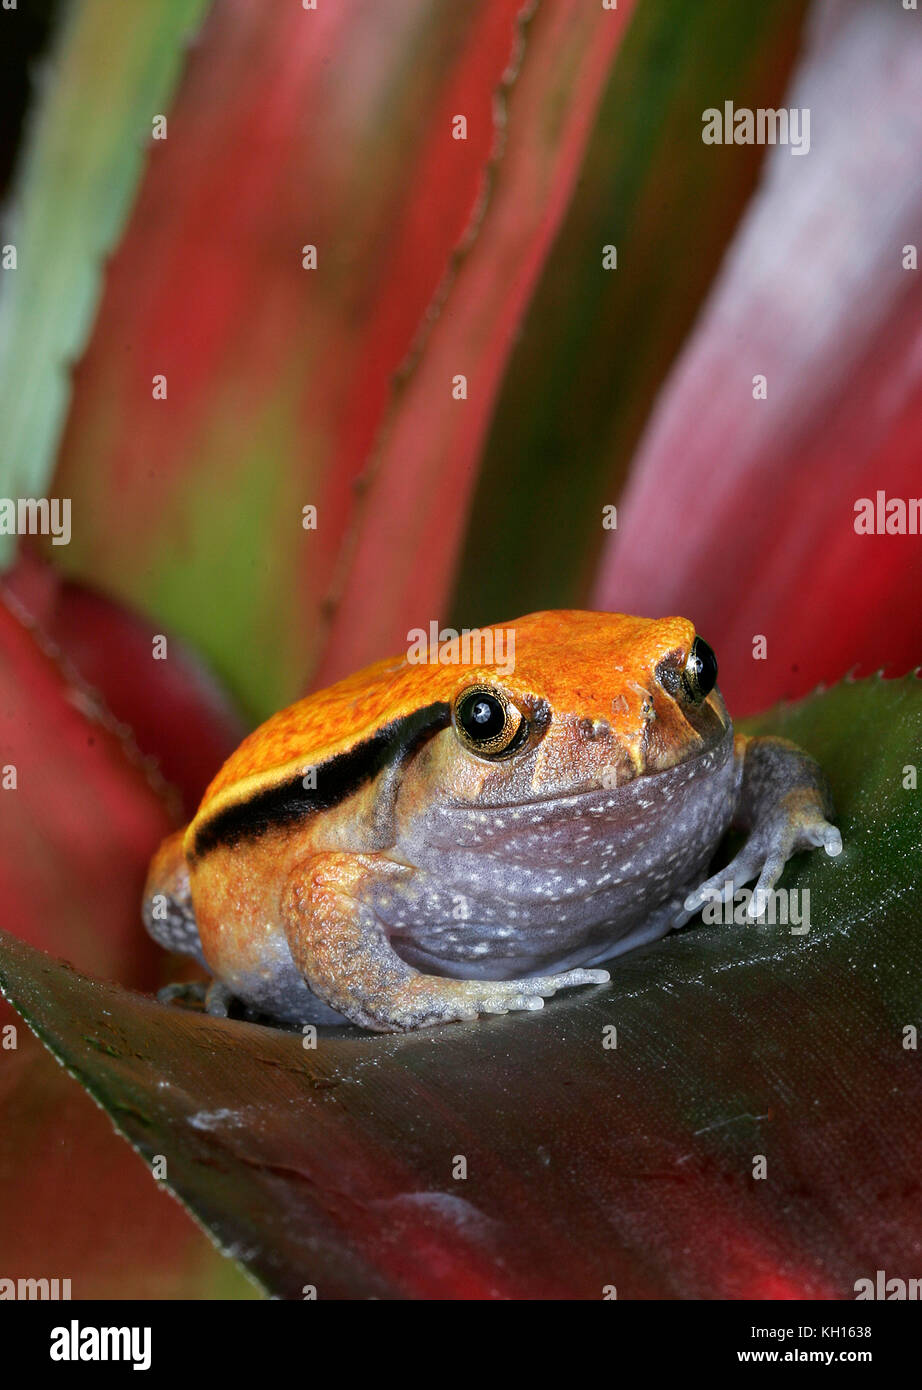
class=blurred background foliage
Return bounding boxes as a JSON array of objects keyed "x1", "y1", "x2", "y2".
[
  {"x1": 0, "y1": 0, "x2": 59, "y2": 199},
  {"x1": 0, "y1": 0, "x2": 920, "y2": 1298}
]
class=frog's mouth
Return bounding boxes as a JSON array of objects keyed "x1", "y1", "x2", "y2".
[
  {"x1": 446, "y1": 723, "x2": 735, "y2": 813},
  {"x1": 441, "y1": 684, "x2": 732, "y2": 811}
]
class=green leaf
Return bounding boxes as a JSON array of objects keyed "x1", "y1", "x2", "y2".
[
  {"x1": 449, "y1": 0, "x2": 809, "y2": 629},
  {"x1": 1, "y1": 675, "x2": 919, "y2": 1297},
  {"x1": 0, "y1": 0, "x2": 212, "y2": 556}
]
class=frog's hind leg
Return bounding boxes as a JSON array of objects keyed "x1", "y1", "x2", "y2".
[
  {"x1": 282, "y1": 853, "x2": 609, "y2": 1033},
  {"x1": 683, "y1": 734, "x2": 841, "y2": 921},
  {"x1": 142, "y1": 828, "x2": 206, "y2": 965},
  {"x1": 143, "y1": 831, "x2": 308, "y2": 1022}
]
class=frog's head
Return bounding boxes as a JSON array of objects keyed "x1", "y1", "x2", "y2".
[
  {"x1": 415, "y1": 609, "x2": 730, "y2": 809},
  {"x1": 189, "y1": 609, "x2": 732, "y2": 861}
]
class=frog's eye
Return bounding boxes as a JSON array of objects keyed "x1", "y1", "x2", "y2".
[
  {"x1": 453, "y1": 685, "x2": 525, "y2": 757},
  {"x1": 682, "y1": 636, "x2": 718, "y2": 702}
]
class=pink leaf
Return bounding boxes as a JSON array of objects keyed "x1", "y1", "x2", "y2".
[{"x1": 595, "y1": 1, "x2": 922, "y2": 714}]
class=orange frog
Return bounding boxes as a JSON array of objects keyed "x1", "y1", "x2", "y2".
[{"x1": 144, "y1": 611, "x2": 841, "y2": 1032}]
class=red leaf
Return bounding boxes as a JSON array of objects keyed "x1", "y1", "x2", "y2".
[
  {"x1": 0, "y1": 567, "x2": 253, "y2": 1297},
  {"x1": 0, "y1": 1030, "x2": 255, "y2": 1299},
  {"x1": 4, "y1": 551, "x2": 245, "y2": 818},
  {"x1": 594, "y1": 2, "x2": 922, "y2": 715},
  {"x1": 0, "y1": 588, "x2": 167, "y2": 981},
  {"x1": 48, "y1": 0, "x2": 543, "y2": 717},
  {"x1": 312, "y1": 0, "x2": 637, "y2": 686}
]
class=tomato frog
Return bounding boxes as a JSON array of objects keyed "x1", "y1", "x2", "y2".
[{"x1": 143, "y1": 611, "x2": 841, "y2": 1033}]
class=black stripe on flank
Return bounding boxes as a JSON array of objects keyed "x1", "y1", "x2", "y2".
[{"x1": 191, "y1": 701, "x2": 451, "y2": 859}]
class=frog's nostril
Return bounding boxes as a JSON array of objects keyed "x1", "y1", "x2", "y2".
[{"x1": 578, "y1": 717, "x2": 610, "y2": 741}]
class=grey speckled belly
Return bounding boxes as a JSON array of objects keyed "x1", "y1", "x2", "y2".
[{"x1": 376, "y1": 731, "x2": 738, "y2": 979}]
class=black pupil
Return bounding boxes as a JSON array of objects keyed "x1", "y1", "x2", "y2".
[
  {"x1": 691, "y1": 637, "x2": 718, "y2": 696},
  {"x1": 459, "y1": 692, "x2": 506, "y2": 742}
]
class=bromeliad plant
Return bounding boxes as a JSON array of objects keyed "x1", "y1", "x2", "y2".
[{"x1": 0, "y1": 0, "x2": 920, "y2": 1298}]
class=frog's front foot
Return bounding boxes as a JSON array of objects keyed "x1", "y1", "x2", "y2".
[
  {"x1": 684, "y1": 733, "x2": 841, "y2": 922},
  {"x1": 203, "y1": 980, "x2": 236, "y2": 1017},
  {"x1": 156, "y1": 978, "x2": 237, "y2": 1017},
  {"x1": 157, "y1": 979, "x2": 208, "y2": 1007},
  {"x1": 282, "y1": 852, "x2": 608, "y2": 1032}
]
